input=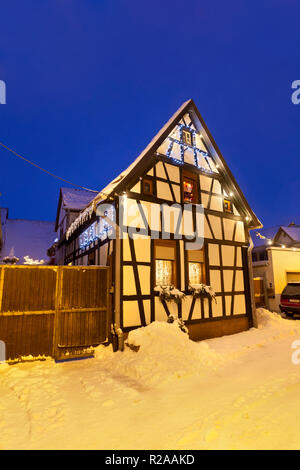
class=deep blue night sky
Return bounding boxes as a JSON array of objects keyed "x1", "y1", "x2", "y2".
[{"x1": 0, "y1": 0, "x2": 300, "y2": 228}]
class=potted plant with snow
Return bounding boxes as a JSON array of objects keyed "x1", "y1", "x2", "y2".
[
  {"x1": 188, "y1": 283, "x2": 217, "y2": 302},
  {"x1": 154, "y1": 285, "x2": 186, "y2": 304}
]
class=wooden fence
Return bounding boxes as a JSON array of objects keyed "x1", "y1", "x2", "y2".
[{"x1": 0, "y1": 265, "x2": 111, "y2": 361}]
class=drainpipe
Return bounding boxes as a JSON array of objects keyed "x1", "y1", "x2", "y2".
[
  {"x1": 115, "y1": 326, "x2": 124, "y2": 352},
  {"x1": 114, "y1": 198, "x2": 121, "y2": 333},
  {"x1": 111, "y1": 324, "x2": 118, "y2": 352},
  {"x1": 248, "y1": 234, "x2": 257, "y2": 328}
]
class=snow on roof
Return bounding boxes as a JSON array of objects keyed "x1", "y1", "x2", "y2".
[
  {"x1": 66, "y1": 99, "x2": 261, "y2": 238},
  {"x1": 0, "y1": 219, "x2": 55, "y2": 264},
  {"x1": 280, "y1": 226, "x2": 300, "y2": 242},
  {"x1": 61, "y1": 187, "x2": 95, "y2": 210},
  {"x1": 66, "y1": 100, "x2": 192, "y2": 239}
]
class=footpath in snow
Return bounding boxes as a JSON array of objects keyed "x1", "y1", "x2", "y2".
[{"x1": 1, "y1": 309, "x2": 300, "y2": 450}]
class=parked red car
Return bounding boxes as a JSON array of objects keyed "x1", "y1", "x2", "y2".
[{"x1": 280, "y1": 282, "x2": 300, "y2": 317}]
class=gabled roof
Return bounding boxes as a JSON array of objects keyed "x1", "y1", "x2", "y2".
[
  {"x1": 55, "y1": 187, "x2": 95, "y2": 231},
  {"x1": 253, "y1": 225, "x2": 300, "y2": 248},
  {"x1": 275, "y1": 226, "x2": 300, "y2": 243},
  {"x1": 67, "y1": 99, "x2": 262, "y2": 238}
]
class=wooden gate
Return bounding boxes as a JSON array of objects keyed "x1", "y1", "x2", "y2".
[{"x1": 0, "y1": 266, "x2": 111, "y2": 361}]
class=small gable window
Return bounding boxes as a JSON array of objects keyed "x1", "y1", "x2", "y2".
[
  {"x1": 224, "y1": 198, "x2": 233, "y2": 214},
  {"x1": 182, "y1": 129, "x2": 192, "y2": 146},
  {"x1": 142, "y1": 178, "x2": 154, "y2": 196}
]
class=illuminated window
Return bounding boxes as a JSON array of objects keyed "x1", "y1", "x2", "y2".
[
  {"x1": 189, "y1": 262, "x2": 202, "y2": 285},
  {"x1": 182, "y1": 129, "x2": 192, "y2": 146},
  {"x1": 187, "y1": 249, "x2": 205, "y2": 285},
  {"x1": 154, "y1": 240, "x2": 176, "y2": 287},
  {"x1": 156, "y1": 259, "x2": 173, "y2": 286},
  {"x1": 224, "y1": 198, "x2": 233, "y2": 213},
  {"x1": 183, "y1": 171, "x2": 198, "y2": 203}
]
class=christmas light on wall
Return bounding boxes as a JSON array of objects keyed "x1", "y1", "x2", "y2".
[
  {"x1": 164, "y1": 123, "x2": 216, "y2": 173},
  {"x1": 79, "y1": 206, "x2": 115, "y2": 249}
]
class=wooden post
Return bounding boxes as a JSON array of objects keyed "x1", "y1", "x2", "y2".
[
  {"x1": 52, "y1": 267, "x2": 63, "y2": 360},
  {"x1": 0, "y1": 266, "x2": 5, "y2": 313}
]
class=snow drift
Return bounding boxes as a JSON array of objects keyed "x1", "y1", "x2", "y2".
[
  {"x1": 95, "y1": 319, "x2": 224, "y2": 388},
  {"x1": 95, "y1": 309, "x2": 300, "y2": 388}
]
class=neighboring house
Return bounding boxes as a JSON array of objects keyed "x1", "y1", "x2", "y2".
[
  {"x1": 52, "y1": 187, "x2": 95, "y2": 264},
  {"x1": 0, "y1": 208, "x2": 55, "y2": 265},
  {"x1": 252, "y1": 223, "x2": 300, "y2": 311},
  {"x1": 57, "y1": 99, "x2": 261, "y2": 341}
]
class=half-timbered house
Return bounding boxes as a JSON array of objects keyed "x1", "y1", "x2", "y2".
[{"x1": 62, "y1": 99, "x2": 261, "y2": 344}]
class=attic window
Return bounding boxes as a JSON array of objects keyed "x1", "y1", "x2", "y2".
[
  {"x1": 142, "y1": 178, "x2": 154, "y2": 196},
  {"x1": 182, "y1": 129, "x2": 192, "y2": 146},
  {"x1": 224, "y1": 198, "x2": 233, "y2": 214}
]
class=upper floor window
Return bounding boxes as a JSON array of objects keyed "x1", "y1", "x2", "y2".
[
  {"x1": 223, "y1": 198, "x2": 233, "y2": 214},
  {"x1": 182, "y1": 129, "x2": 193, "y2": 146},
  {"x1": 142, "y1": 177, "x2": 154, "y2": 196},
  {"x1": 182, "y1": 171, "x2": 198, "y2": 203}
]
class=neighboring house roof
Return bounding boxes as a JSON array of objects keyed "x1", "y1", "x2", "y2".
[
  {"x1": 66, "y1": 99, "x2": 262, "y2": 239},
  {"x1": 279, "y1": 226, "x2": 300, "y2": 243},
  {"x1": 253, "y1": 225, "x2": 300, "y2": 248},
  {"x1": 0, "y1": 219, "x2": 55, "y2": 264},
  {"x1": 55, "y1": 187, "x2": 96, "y2": 231}
]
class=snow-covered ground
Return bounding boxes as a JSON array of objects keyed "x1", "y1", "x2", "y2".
[{"x1": 1, "y1": 309, "x2": 300, "y2": 450}]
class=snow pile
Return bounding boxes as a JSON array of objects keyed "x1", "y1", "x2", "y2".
[
  {"x1": 96, "y1": 309, "x2": 300, "y2": 389},
  {"x1": 255, "y1": 308, "x2": 300, "y2": 338},
  {"x1": 96, "y1": 320, "x2": 224, "y2": 388},
  {"x1": 208, "y1": 308, "x2": 300, "y2": 361}
]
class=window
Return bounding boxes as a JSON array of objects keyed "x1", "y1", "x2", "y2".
[
  {"x1": 88, "y1": 251, "x2": 96, "y2": 265},
  {"x1": 223, "y1": 198, "x2": 233, "y2": 214},
  {"x1": 142, "y1": 178, "x2": 154, "y2": 196},
  {"x1": 154, "y1": 240, "x2": 176, "y2": 287},
  {"x1": 187, "y1": 249, "x2": 205, "y2": 285},
  {"x1": 182, "y1": 129, "x2": 192, "y2": 146},
  {"x1": 156, "y1": 260, "x2": 173, "y2": 286},
  {"x1": 182, "y1": 171, "x2": 198, "y2": 203}
]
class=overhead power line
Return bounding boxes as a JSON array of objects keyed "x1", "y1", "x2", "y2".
[{"x1": 0, "y1": 141, "x2": 99, "y2": 193}]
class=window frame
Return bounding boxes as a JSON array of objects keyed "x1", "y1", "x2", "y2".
[
  {"x1": 154, "y1": 239, "x2": 177, "y2": 287},
  {"x1": 187, "y1": 248, "x2": 206, "y2": 286},
  {"x1": 182, "y1": 170, "x2": 199, "y2": 204},
  {"x1": 182, "y1": 128, "x2": 193, "y2": 146},
  {"x1": 142, "y1": 177, "x2": 154, "y2": 196},
  {"x1": 223, "y1": 198, "x2": 233, "y2": 214}
]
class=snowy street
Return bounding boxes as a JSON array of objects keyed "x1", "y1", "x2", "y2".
[{"x1": 1, "y1": 309, "x2": 300, "y2": 450}]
